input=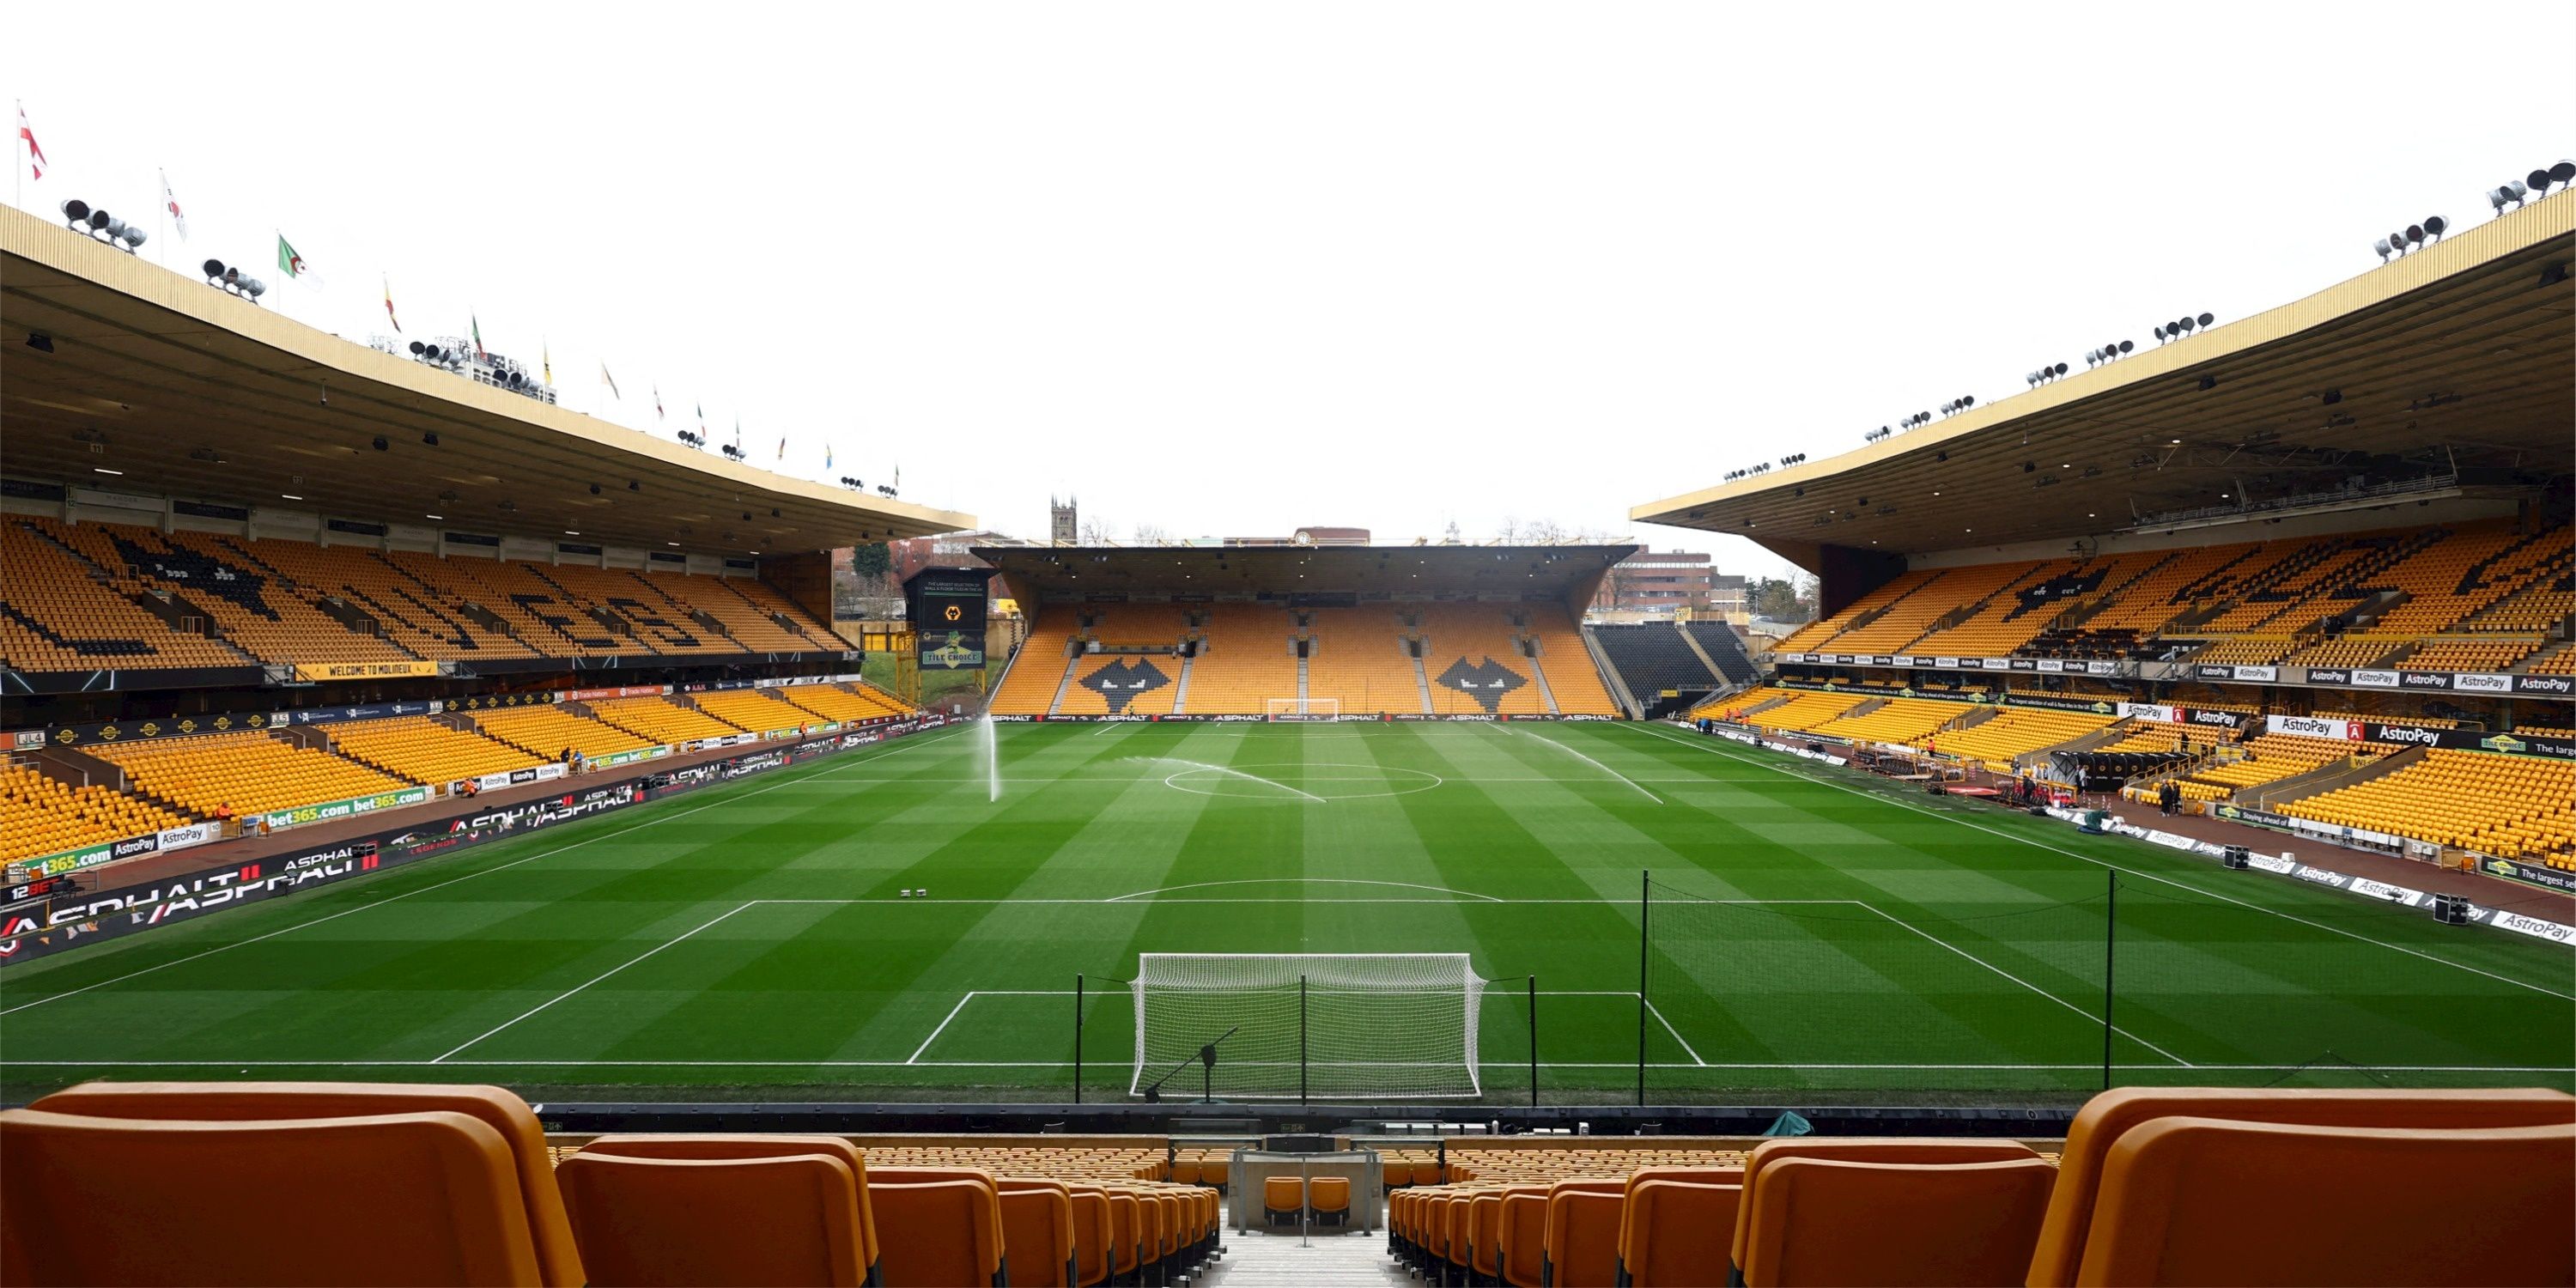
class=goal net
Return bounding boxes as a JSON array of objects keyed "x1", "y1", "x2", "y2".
[
  {"x1": 1131, "y1": 953, "x2": 1487, "y2": 1100},
  {"x1": 1265, "y1": 697, "x2": 1340, "y2": 720}
]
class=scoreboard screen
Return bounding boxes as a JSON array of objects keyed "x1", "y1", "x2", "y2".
[{"x1": 906, "y1": 567, "x2": 993, "y2": 671}]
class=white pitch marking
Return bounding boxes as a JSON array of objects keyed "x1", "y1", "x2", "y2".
[
  {"x1": 1119, "y1": 756, "x2": 1328, "y2": 804},
  {"x1": 435, "y1": 901, "x2": 762, "y2": 1062},
  {"x1": 1521, "y1": 731, "x2": 1662, "y2": 804},
  {"x1": 1856, "y1": 902, "x2": 2194, "y2": 1067},
  {"x1": 1105, "y1": 878, "x2": 1506, "y2": 904},
  {"x1": 908, "y1": 992, "x2": 981, "y2": 1064},
  {"x1": 1642, "y1": 998, "x2": 1706, "y2": 1066},
  {"x1": 0, "y1": 726, "x2": 971, "y2": 1018},
  {"x1": 1625, "y1": 722, "x2": 2576, "y2": 1002}
]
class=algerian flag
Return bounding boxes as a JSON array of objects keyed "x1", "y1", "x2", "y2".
[{"x1": 276, "y1": 234, "x2": 321, "y2": 287}]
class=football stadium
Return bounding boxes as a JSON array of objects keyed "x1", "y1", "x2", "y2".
[{"x1": 4, "y1": 16, "x2": 2575, "y2": 1286}]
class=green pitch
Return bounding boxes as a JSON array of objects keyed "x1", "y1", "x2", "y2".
[{"x1": 3, "y1": 722, "x2": 2568, "y2": 1105}]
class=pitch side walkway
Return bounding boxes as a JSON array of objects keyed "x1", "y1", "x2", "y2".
[{"x1": 2099, "y1": 800, "x2": 2576, "y2": 919}]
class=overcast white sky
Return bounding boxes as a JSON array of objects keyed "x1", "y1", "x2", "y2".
[{"x1": 8, "y1": 3, "x2": 2570, "y2": 582}]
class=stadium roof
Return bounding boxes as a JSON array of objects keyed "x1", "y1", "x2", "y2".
[
  {"x1": 0, "y1": 206, "x2": 973, "y2": 555},
  {"x1": 1633, "y1": 196, "x2": 2575, "y2": 568},
  {"x1": 975, "y1": 543, "x2": 1637, "y2": 600}
]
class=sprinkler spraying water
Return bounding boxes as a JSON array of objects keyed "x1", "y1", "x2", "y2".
[{"x1": 981, "y1": 714, "x2": 1001, "y2": 803}]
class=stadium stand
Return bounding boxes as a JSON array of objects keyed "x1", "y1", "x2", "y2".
[
  {"x1": 1528, "y1": 606, "x2": 1620, "y2": 715},
  {"x1": 471, "y1": 704, "x2": 659, "y2": 762},
  {"x1": 2399, "y1": 637, "x2": 2547, "y2": 672},
  {"x1": 1060, "y1": 650, "x2": 1185, "y2": 716},
  {"x1": 1303, "y1": 607, "x2": 1419, "y2": 714},
  {"x1": 775, "y1": 681, "x2": 915, "y2": 725},
  {"x1": 690, "y1": 687, "x2": 815, "y2": 734},
  {"x1": 1919, "y1": 708, "x2": 2113, "y2": 769},
  {"x1": 1591, "y1": 624, "x2": 1723, "y2": 700},
  {"x1": 2178, "y1": 732, "x2": 2371, "y2": 796},
  {"x1": 0, "y1": 760, "x2": 193, "y2": 864},
  {"x1": 219, "y1": 538, "x2": 543, "y2": 663},
  {"x1": 1777, "y1": 521, "x2": 2576, "y2": 675},
  {"x1": 1683, "y1": 620, "x2": 1760, "y2": 683},
  {"x1": 1771, "y1": 568, "x2": 1941, "y2": 655},
  {"x1": 327, "y1": 716, "x2": 546, "y2": 787},
  {"x1": 586, "y1": 696, "x2": 747, "y2": 746},
  {"x1": 1810, "y1": 696, "x2": 1964, "y2": 746},
  {"x1": 1176, "y1": 605, "x2": 1300, "y2": 714},
  {"x1": 1420, "y1": 604, "x2": 1551, "y2": 717},
  {"x1": 2276, "y1": 749, "x2": 2576, "y2": 866},
  {"x1": 88, "y1": 730, "x2": 413, "y2": 818},
  {"x1": 1, "y1": 520, "x2": 253, "y2": 671},
  {"x1": 1738, "y1": 688, "x2": 1871, "y2": 733},
  {"x1": 1820, "y1": 563, "x2": 2036, "y2": 655},
  {"x1": 3, "y1": 519, "x2": 849, "y2": 675},
  {"x1": 989, "y1": 611, "x2": 1080, "y2": 713}
]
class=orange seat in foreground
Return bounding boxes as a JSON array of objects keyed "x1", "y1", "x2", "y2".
[
  {"x1": 2026, "y1": 1087, "x2": 2576, "y2": 1286},
  {"x1": 2075, "y1": 1117, "x2": 2575, "y2": 1286},
  {"x1": 557, "y1": 1151, "x2": 869, "y2": 1286},
  {"x1": 0, "y1": 1108, "x2": 543, "y2": 1285},
  {"x1": 996, "y1": 1177, "x2": 1081, "y2": 1288},
  {"x1": 1543, "y1": 1178, "x2": 1627, "y2": 1288},
  {"x1": 1738, "y1": 1157, "x2": 2055, "y2": 1287},
  {"x1": 1618, "y1": 1174, "x2": 1744, "y2": 1288},
  {"x1": 866, "y1": 1180, "x2": 1005, "y2": 1287},
  {"x1": 27, "y1": 1079, "x2": 583, "y2": 1285},
  {"x1": 559, "y1": 1134, "x2": 878, "y2": 1286},
  {"x1": 1729, "y1": 1137, "x2": 2037, "y2": 1280}
]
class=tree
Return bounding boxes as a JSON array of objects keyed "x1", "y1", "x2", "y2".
[
  {"x1": 1078, "y1": 517, "x2": 1115, "y2": 545},
  {"x1": 1751, "y1": 577, "x2": 1814, "y2": 622},
  {"x1": 1131, "y1": 523, "x2": 1170, "y2": 545}
]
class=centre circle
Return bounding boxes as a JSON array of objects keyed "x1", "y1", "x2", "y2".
[{"x1": 1162, "y1": 762, "x2": 1444, "y2": 801}]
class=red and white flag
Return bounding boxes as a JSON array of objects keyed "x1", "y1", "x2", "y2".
[
  {"x1": 16, "y1": 102, "x2": 45, "y2": 180},
  {"x1": 161, "y1": 169, "x2": 188, "y2": 240}
]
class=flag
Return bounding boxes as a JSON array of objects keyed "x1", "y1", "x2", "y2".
[
  {"x1": 599, "y1": 362, "x2": 620, "y2": 399},
  {"x1": 15, "y1": 102, "x2": 43, "y2": 180},
  {"x1": 824, "y1": 443, "x2": 833, "y2": 471},
  {"x1": 276, "y1": 234, "x2": 313, "y2": 283},
  {"x1": 382, "y1": 276, "x2": 401, "y2": 331},
  {"x1": 471, "y1": 314, "x2": 487, "y2": 362},
  {"x1": 542, "y1": 342, "x2": 553, "y2": 386},
  {"x1": 695, "y1": 403, "x2": 704, "y2": 432},
  {"x1": 653, "y1": 386, "x2": 665, "y2": 420},
  {"x1": 733, "y1": 419, "x2": 743, "y2": 451},
  {"x1": 160, "y1": 169, "x2": 187, "y2": 240},
  {"x1": 776, "y1": 435, "x2": 786, "y2": 462}
]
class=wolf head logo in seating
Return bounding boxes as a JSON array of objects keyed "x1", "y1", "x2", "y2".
[
  {"x1": 1434, "y1": 656, "x2": 1528, "y2": 713},
  {"x1": 1080, "y1": 658, "x2": 1172, "y2": 713}
]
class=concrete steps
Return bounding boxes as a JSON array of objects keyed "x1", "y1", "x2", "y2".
[{"x1": 1200, "y1": 1225, "x2": 1407, "y2": 1288}]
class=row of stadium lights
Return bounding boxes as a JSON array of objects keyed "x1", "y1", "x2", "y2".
[
  {"x1": 1724, "y1": 164, "x2": 2576, "y2": 477},
  {"x1": 1722, "y1": 453, "x2": 1806, "y2": 483},
  {"x1": 51, "y1": 199, "x2": 883, "y2": 538},
  {"x1": 2375, "y1": 160, "x2": 2574, "y2": 262}
]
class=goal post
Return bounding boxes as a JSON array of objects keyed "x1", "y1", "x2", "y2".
[
  {"x1": 1130, "y1": 953, "x2": 1486, "y2": 1100},
  {"x1": 1265, "y1": 696, "x2": 1340, "y2": 720}
]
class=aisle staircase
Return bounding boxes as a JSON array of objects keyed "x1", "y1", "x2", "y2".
[{"x1": 1201, "y1": 1226, "x2": 1404, "y2": 1288}]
